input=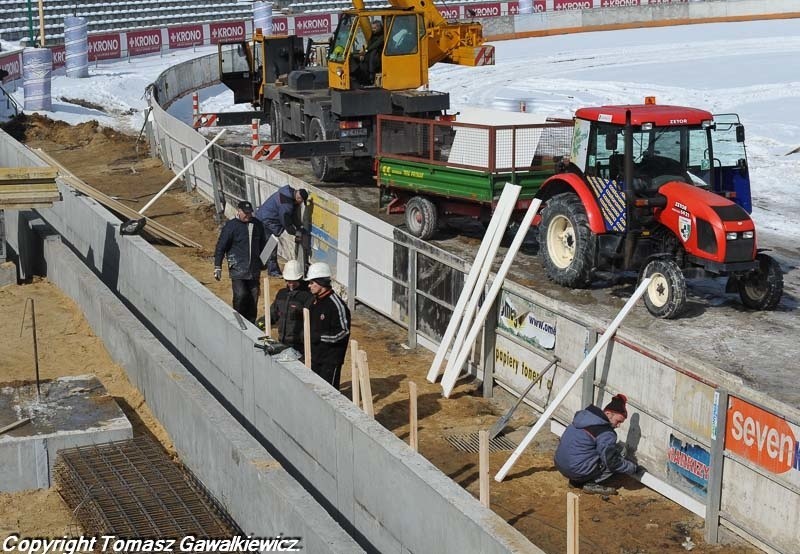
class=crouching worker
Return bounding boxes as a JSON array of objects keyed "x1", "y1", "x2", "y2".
[{"x1": 554, "y1": 393, "x2": 638, "y2": 495}]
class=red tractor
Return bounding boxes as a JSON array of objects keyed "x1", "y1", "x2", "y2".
[{"x1": 536, "y1": 99, "x2": 783, "y2": 318}]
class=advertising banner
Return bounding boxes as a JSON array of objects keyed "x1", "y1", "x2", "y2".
[
  {"x1": 497, "y1": 290, "x2": 557, "y2": 350},
  {"x1": 464, "y1": 3, "x2": 502, "y2": 17},
  {"x1": 128, "y1": 29, "x2": 162, "y2": 56},
  {"x1": 50, "y1": 45, "x2": 66, "y2": 69},
  {"x1": 271, "y1": 17, "x2": 289, "y2": 35},
  {"x1": 88, "y1": 33, "x2": 122, "y2": 62},
  {"x1": 437, "y1": 5, "x2": 462, "y2": 19},
  {"x1": 210, "y1": 21, "x2": 246, "y2": 45},
  {"x1": 294, "y1": 14, "x2": 331, "y2": 37},
  {"x1": 168, "y1": 24, "x2": 204, "y2": 49},
  {"x1": 0, "y1": 52, "x2": 21, "y2": 82},
  {"x1": 508, "y1": 0, "x2": 546, "y2": 14},
  {"x1": 600, "y1": 0, "x2": 641, "y2": 6},
  {"x1": 554, "y1": 0, "x2": 593, "y2": 10},
  {"x1": 667, "y1": 434, "x2": 710, "y2": 495}
]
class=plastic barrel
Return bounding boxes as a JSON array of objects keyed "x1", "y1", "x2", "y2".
[
  {"x1": 518, "y1": 0, "x2": 533, "y2": 14},
  {"x1": 23, "y1": 48, "x2": 53, "y2": 111},
  {"x1": 253, "y1": 2, "x2": 273, "y2": 36},
  {"x1": 64, "y1": 16, "x2": 89, "y2": 78}
]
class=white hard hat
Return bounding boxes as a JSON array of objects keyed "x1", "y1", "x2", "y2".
[
  {"x1": 283, "y1": 260, "x2": 303, "y2": 281},
  {"x1": 305, "y1": 262, "x2": 332, "y2": 281}
]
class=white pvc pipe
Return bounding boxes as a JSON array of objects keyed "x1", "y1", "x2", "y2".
[
  {"x1": 138, "y1": 129, "x2": 226, "y2": 215},
  {"x1": 426, "y1": 184, "x2": 520, "y2": 382},
  {"x1": 440, "y1": 198, "x2": 542, "y2": 397},
  {"x1": 441, "y1": 189, "x2": 520, "y2": 382},
  {"x1": 494, "y1": 276, "x2": 652, "y2": 482}
]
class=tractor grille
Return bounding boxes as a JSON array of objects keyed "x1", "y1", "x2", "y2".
[{"x1": 726, "y1": 237, "x2": 755, "y2": 263}]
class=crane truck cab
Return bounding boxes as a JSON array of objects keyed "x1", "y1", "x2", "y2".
[{"x1": 536, "y1": 99, "x2": 782, "y2": 318}]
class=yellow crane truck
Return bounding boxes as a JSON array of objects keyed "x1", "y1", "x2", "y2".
[{"x1": 217, "y1": 0, "x2": 494, "y2": 180}]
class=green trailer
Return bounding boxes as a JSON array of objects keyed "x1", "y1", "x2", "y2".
[{"x1": 376, "y1": 113, "x2": 574, "y2": 239}]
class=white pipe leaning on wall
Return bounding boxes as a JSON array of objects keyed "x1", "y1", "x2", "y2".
[
  {"x1": 426, "y1": 184, "x2": 520, "y2": 382},
  {"x1": 440, "y1": 198, "x2": 542, "y2": 398},
  {"x1": 494, "y1": 276, "x2": 653, "y2": 482}
]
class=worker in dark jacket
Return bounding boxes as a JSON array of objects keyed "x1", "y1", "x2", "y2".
[
  {"x1": 305, "y1": 262, "x2": 351, "y2": 390},
  {"x1": 255, "y1": 185, "x2": 309, "y2": 277},
  {"x1": 553, "y1": 394, "x2": 639, "y2": 495},
  {"x1": 269, "y1": 259, "x2": 313, "y2": 354},
  {"x1": 213, "y1": 200, "x2": 268, "y2": 324}
]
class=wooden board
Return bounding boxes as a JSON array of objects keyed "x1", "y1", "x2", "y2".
[{"x1": 0, "y1": 167, "x2": 60, "y2": 209}]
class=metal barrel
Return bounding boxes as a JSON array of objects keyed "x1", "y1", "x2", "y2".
[{"x1": 64, "y1": 16, "x2": 89, "y2": 78}]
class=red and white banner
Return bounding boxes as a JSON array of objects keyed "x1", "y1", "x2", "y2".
[
  {"x1": 50, "y1": 45, "x2": 66, "y2": 69},
  {"x1": 601, "y1": 0, "x2": 640, "y2": 6},
  {"x1": 128, "y1": 29, "x2": 162, "y2": 56},
  {"x1": 508, "y1": 0, "x2": 546, "y2": 14},
  {"x1": 210, "y1": 21, "x2": 246, "y2": 44},
  {"x1": 465, "y1": 3, "x2": 502, "y2": 17},
  {"x1": 0, "y1": 52, "x2": 21, "y2": 82},
  {"x1": 294, "y1": 14, "x2": 331, "y2": 37},
  {"x1": 253, "y1": 144, "x2": 281, "y2": 161},
  {"x1": 438, "y1": 6, "x2": 462, "y2": 19},
  {"x1": 554, "y1": 0, "x2": 593, "y2": 10},
  {"x1": 88, "y1": 33, "x2": 121, "y2": 62},
  {"x1": 271, "y1": 17, "x2": 289, "y2": 35},
  {"x1": 168, "y1": 24, "x2": 203, "y2": 49}
]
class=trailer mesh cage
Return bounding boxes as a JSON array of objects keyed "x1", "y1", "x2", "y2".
[
  {"x1": 377, "y1": 114, "x2": 574, "y2": 173},
  {"x1": 54, "y1": 437, "x2": 241, "y2": 548}
]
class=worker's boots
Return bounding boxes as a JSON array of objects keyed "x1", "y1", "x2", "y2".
[{"x1": 580, "y1": 482, "x2": 618, "y2": 495}]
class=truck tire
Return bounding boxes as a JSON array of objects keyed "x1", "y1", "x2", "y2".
[
  {"x1": 269, "y1": 102, "x2": 282, "y2": 143},
  {"x1": 538, "y1": 193, "x2": 596, "y2": 287},
  {"x1": 309, "y1": 117, "x2": 339, "y2": 182},
  {"x1": 641, "y1": 258, "x2": 687, "y2": 319},
  {"x1": 405, "y1": 196, "x2": 438, "y2": 240},
  {"x1": 738, "y1": 253, "x2": 783, "y2": 310}
]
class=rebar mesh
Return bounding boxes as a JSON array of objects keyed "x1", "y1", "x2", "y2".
[
  {"x1": 444, "y1": 431, "x2": 518, "y2": 454},
  {"x1": 54, "y1": 437, "x2": 241, "y2": 545}
]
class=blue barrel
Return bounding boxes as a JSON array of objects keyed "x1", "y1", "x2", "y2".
[
  {"x1": 518, "y1": 0, "x2": 533, "y2": 14},
  {"x1": 64, "y1": 16, "x2": 89, "y2": 78},
  {"x1": 23, "y1": 48, "x2": 52, "y2": 111},
  {"x1": 253, "y1": 2, "x2": 273, "y2": 36}
]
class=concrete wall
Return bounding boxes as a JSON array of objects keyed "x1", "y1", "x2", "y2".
[{"x1": 3, "y1": 209, "x2": 361, "y2": 552}]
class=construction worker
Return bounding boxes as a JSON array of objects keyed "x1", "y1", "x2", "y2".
[
  {"x1": 305, "y1": 262, "x2": 351, "y2": 390},
  {"x1": 213, "y1": 200, "x2": 268, "y2": 324},
  {"x1": 553, "y1": 394, "x2": 641, "y2": 495},
  {"x1": 269, "y1": 259, "x2": 313, "y2": 354},
  {"x1": 255, "y1": 185, "x2": 309, "y2": 277}
]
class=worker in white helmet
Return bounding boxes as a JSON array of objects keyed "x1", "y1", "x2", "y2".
[
  {"x1": 267, "y1": 259, "x2": 313, "y2": 354},
  {"x1": 305, "y1": 262, "x2": 351, "y2": 390}
]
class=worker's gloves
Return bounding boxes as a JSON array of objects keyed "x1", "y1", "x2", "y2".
[
  {"x1": 214, "y1": 267, "x2": 222, "y2": 281},
  {"x1": 634, "y1": 465, "x2": 648, "y2": 478}
]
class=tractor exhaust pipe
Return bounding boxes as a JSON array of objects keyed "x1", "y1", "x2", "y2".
[{"x1": 623, "y1": 109, "x2": 636, "y2": 270}]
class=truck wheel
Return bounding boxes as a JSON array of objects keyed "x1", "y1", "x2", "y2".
[
  {"x1": 738, "y1": 253, "x2": 783, "y2": 310},
  {"x1": 538, "y1": 193, "x2": 596, "y2": 287},
  {"x1": 405, "y1": 196, "x2": 437, "y2": 240},
  {"x1": 269, "y1": 102, "x2": 282, "y2": 143},
  {"x1": 309, "y1": 117, "x2": 339, "y2": 182},
  {"x1": 641, "y1": 258, "x2": 687, "y2": 319}
]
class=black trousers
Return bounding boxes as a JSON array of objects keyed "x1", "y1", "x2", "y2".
[
  {"x1": 232, "y1": 278, "x2": 260, "y2": 324},
  {"x1": 312, "y1": 361, "x2": 343, "y2": 391}
]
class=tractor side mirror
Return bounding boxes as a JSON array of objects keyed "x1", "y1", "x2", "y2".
[
  {"x1": 605, "y1": 132, "x2": 618, "y2": 152},
  {"x1": 735, "y1": 124, "x2": 745, "y2": 143}
]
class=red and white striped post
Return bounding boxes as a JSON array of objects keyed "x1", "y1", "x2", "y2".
[
  {"x1": 192, "y1": 92, "x2": 200, "y2": 122},
  {"x1": 251, "y1": 119, "x2": 260, "y2": 159}
]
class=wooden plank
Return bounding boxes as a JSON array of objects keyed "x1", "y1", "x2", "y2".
[
  {"x1": 409, "y1": 381, "x2": 418, "y2": 452},
  {"x1": 263, "y1": 276, "x2": 271, "y2": 338},
  {"x1": 34, "y1": 149, "x2": 201, "y2": 248},
  {"x1": 479, "y1": 429, "x2": 489, "y2": 508},
  {"x1": 350, "y1": 339, "x2": 360, "y2": 408},
  {"x1": 567, "y1": 492, "x2": 579, "y2": 554},
  {"x1": 358, "y1": 350, "x2": 374, "y2": 418},
  {"x1": 303, "y1": 307, "x2": 312, "y2": 369},
  {"x1": 0, "y1": 183, "x2": 60, "y2": 192},
  {"x1": 0, "y1": 166, "x2": 58, "y2": 182},
  {"x1": 0, "y1": 418, "x2": 31, "y2": 435}
]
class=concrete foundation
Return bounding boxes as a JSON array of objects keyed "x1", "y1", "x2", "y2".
[
  {"x1": 0, "y1": 375, "x2": 133, "y2": 492},
  {"x1": 0, "y1": 261, "x2": 15, "y2": 286}
]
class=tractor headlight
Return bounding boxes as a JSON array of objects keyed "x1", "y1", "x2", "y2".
[
  {"x1": 742, "y1": 231, "x2": 754, "y2": 239},
  {"x1": 726, "y1": 232, "x2": 738, "y2": 240}
]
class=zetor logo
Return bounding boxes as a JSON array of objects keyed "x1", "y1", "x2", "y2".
[{"x1": 726, "y1": 398, "x2": 800, "y2": 474}]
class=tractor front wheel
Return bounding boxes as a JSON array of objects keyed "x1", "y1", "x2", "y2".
[
  {"x1": 405, "y1": 196, "x2": 438, "y2": 240},
  {"x1": 309, "y1": 117, "x2": 340, "y2": 182},
  {"x1": 641, "y1": 258, "x2": 687, "y2": 319},
  {"x1": 738, "y1": 253, "x2": 783, "y2": 310},
  {"x1": 538, "y1": 193, "x2": 596, "y2": 287}
]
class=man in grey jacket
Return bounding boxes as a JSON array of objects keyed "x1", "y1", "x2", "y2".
[{"x1": 553, "y1": 394, "x2": 640, "y2": 495}]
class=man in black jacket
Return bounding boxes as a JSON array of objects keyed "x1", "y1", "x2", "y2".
[
  {"x1": 305, "y1": 262, "x2": 351, "y2": 390},
  {"x1": 270, "y1": 259, "x2": 313, "y2": 354},
  {"x1": 213, "y1": 201, "x2": 268, "y2": 324}
]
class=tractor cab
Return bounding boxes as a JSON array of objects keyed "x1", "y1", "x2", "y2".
[{"x1": 327, "y1": 10, "x2": 428, "y2": 91}]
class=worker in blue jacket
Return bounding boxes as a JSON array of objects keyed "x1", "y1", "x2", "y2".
[
  {"x1": 213, "y1": 200, "x2": 268, "y2": 324},
  {"x1": 553, "y1": 393, "x2": 640, "y2": 495},
  {"x1": 255, "y1": 185, "x2": 309, "y2": 277}
]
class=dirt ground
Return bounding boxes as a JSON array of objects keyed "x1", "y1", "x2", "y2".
[{"x1": 0, "y1": 115, "x2": 759, "y2": 553}]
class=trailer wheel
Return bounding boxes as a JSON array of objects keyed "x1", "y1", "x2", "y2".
[
  {"x1": 405, "y1": 196, "x2": 438, "y2": 240},
  {"x1": 269, "y1": 102, "x2": 282, "y2": 142},
  {"x1": 641, "y1": 258, "x2": 687, "y2": 319},
  {"x1": 539, "y1": 192, "x2": 596, "y2": 287},
  {"x1": 738, "y1": 253, "x2": 783, "y2": 310},
  {"x1": 309, "y1": 117, "x2": 339, "y2": 182}
]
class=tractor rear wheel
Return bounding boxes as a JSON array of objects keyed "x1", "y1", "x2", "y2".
[
  {"x1": 539, "y1": 193, "x2": 596, "y2": 287},
  {"x1": 405, "y1": 196, "x2": 438, "y2": 240},
  {"x1": 738, "y1": 253, "x2": 783, "y2": 310},
  {"x1": 309, "y1": 117, "x2": 340, "y2": 182},
  {"x1": 641, "y1": 258, "x2": 687, "y2": 319},
  {"x1": 269, "y1": 102, "x2": 283, "y2": 143}
]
